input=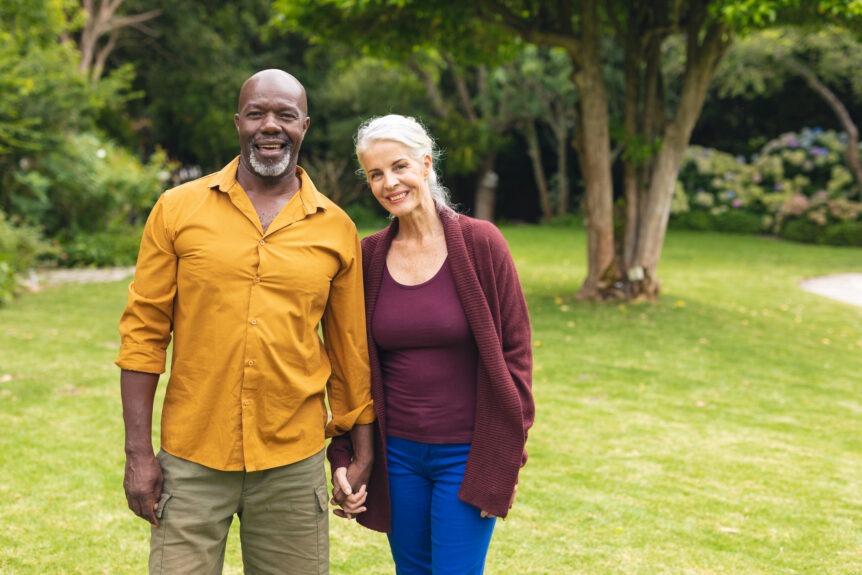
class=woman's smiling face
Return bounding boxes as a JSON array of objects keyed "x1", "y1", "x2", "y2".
[{"x1": 359, "y1": 140, "x2": 433, "y2": 218}]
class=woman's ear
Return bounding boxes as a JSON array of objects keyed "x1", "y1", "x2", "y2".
[{"x1": 423, "y1": 153, "x2": 433, "y2": 177}]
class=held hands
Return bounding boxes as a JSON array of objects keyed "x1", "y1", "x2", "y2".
[
  {"x1": 123, "y1": 453, "x2": 164, "y2": 527},
  {"x1": 331, "y1": 465, "x2": 367, "y2": 519},
  {"x1": 330, "y1": 424, "x2": 374, "y2": 520},
  {"x1": 480, "y1": 483, "x2": 518, "y2": 519}
]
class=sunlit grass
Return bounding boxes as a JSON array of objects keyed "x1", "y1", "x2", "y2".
[{"x1": 1, "y1": 227, "x2": 860, "y2": 574}]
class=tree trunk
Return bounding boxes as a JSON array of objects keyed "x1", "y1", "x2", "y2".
[
  {"x1": 570, "y1": 2, "x2": 616, "y2": 301},
  {"x1": 575, "y1": 65, "x2": 618, "y2": 301},
  {"x1": 621, "y1": 38, "x2": 641, "y2": 275},
  {"x1": 622, "y1": 23, "x2": 665, "y2": 289},
  {"x1": 631, "y1": 127, "x2": 689, "y2": 298},
  {"x1": 473, "y1": 154, "x2": 499, "y2": 221},
  {"x1": 524, "y1": 120, "x2": 553, "y2": 220},
  {"x1": 630, "y1": 18, "x2": 731, "y2": 299},
  {"x1": 554, "y1": 117, "x2": 571, "y2": 216}
]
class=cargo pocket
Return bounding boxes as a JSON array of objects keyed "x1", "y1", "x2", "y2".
[
  {"x1": 313, "y1": 485, "x2": 328, "y2": 514},
  {"x1": 314, "y1": 484, "x2": 329, "y2": 574},
  {"x1": 150, "y1": 491, "x2": 174, "y2": 571},
  {"x1": 154, "y1": 491, "x2": 172, "y2": 520}
]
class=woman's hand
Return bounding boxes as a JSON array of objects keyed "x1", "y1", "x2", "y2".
[
  {"x1": 331, "y1": 466, "x2": 368, "y2": 519},
  {"x1": 480, "y1": 483, "x2": 517, "y2": 519}
]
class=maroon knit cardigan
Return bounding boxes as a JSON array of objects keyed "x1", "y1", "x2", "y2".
[{"x1": 328, "y1": 211, "x2": 534, "y2": 532}]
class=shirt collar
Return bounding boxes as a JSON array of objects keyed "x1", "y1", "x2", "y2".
[{"x1": 210, "y1": 156, "x2": 326, "y2": 216}]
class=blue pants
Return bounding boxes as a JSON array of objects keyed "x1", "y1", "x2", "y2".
[{"x1": 386, "y1": 436, "x2": 496, "y2": 575}]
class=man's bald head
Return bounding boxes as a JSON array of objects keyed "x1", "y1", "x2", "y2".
[{"x1": 238, "y1": 69, "x2": 308, "y2": 117}]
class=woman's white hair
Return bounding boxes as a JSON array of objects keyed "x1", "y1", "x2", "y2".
[{"x1": 355, "y1": 114, "x2": 456, "y2": 214}]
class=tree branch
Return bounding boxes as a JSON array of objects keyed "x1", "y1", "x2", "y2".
[
  {"x1": 478, "y1": 0, "x2": 583, "y2": 63},
  {"x1": 77, "y1": 0, "x2": 162, "y2": 77},
  {"x1": 406, "y1": 58, "x2": 450, "y2": 119},
  {"x1": 443, "y1": 52, "x2": 478, "y2": 122},
  {"x1": 90, "y1": 30, "x2": 117, "y2": 80},
  {"x1": 111, "y1": 9, "x2": 163, "y2": 31},
  {"x1": 780, "y1": 55, "x2": 862, "y2": 194}
]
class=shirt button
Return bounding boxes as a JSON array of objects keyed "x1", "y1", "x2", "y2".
[
  {"x1": 250, "y1": 319, "x2": 257, "y2": 325},
  {"x1": 247, "y1": 360, "x2": 255, "y2": 366},
  {"x1": 254, "y1": 276, "x2": 261, "y2": 283},
  {"x1": 243, "y1": 400, "x2": 250, "y2": 406},
  {"x1": 259, "y1": 239, "x2": 266, "y2": 245}
]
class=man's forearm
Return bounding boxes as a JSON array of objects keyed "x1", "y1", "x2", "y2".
[
  {"x1": 349, "y1": 423, "x2": 374, "y2": 465},
  {"x1": 120, "y1": 369, "x2": 160, "y2": 456}
]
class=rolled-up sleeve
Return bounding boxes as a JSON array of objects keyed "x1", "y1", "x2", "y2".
[
  {"x1": 321, "y1": 229, "x2": 375, "y2": 438},
  {"x1": 115, "y1": 197, "x2": 177, "y2": 374}
]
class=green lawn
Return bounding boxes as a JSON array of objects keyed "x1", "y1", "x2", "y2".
[{"x1": 1, "y1": 227, "x2": 860, "y2": 574}]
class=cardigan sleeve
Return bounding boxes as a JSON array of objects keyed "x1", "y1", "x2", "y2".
[
  {"x1": 326, "y1": 434, "x2": 354, "y2": 472},
  {"x1": 473, "y1": 221, "x2": 535, "y2": 466}
]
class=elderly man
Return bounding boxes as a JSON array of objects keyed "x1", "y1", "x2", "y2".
[{"x1": 117, "y1": 69, "x2": 374, "y2": 575}]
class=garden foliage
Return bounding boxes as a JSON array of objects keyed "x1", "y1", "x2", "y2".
[
  {"x1": 10, "y1": 132, "x2": 173, "y2": 267},
  {"x1": 0, "y1": 211, "x2": 50, "y2": 304},
  {"x1": 673, "y1": 128, "x2": 862, "y2": 246}
]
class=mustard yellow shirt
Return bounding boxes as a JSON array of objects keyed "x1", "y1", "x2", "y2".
[{"x1": 116, "y1": 157, "x2": 374, "y2": 471}]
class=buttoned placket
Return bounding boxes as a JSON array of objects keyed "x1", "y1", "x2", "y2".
[
  {"x1": 230, "y1": 177, "x2": 313, "y2": 468},
  {"x1": 241, "y1": 228, "x2": 269, "y2": 462}
]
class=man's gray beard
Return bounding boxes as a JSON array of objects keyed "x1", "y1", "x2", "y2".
[{"x1": 249, "y1": 147, "x2": 292, "y2": 177}]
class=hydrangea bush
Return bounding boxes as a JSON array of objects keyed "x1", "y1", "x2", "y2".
[{"x1": 672, "y1": 128, "x2": 862, "y2": 246}]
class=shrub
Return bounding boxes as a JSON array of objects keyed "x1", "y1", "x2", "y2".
[
  {"x1": 57, "y1": 227, "x2": 144, "y2": 268},
  {"x1": 780, "y1": 218, "x2": 822, "y2": 244},
  {"x1": 677, "y1": 146, "x2": 774, "y2": 218},
  {"x1": 0, "y1": 262, "x2": 14, "y2": 306},
  {"x1": 712, "y1": 210, "x2": 765, "y2": 234},
  {"x1": 669, "y1": 210, "x2": 713, "y2": 231},
  {"x1": 10, "y1": 132, "x2": 173, "y2": 237},
  {"x1": 0, "y1": 211, "x2": 52, "y2": 304},
  {"x1": 819, "y1": 221, "x2": 862, "y2": 247},
  {"x1": 673, "y1": 128, "x2": 862, "y2": 245}
]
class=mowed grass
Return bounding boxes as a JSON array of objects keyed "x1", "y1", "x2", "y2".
[{"x1": 0, "y1": 226, "x2": 860, "y2": 574}]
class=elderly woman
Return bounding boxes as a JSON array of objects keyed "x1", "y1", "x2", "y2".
[{"x1": 330, "y1": 114, "x2": 534, "y2": 575}]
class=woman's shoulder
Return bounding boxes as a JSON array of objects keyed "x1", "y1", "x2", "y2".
[{"x1": 360, "y1": 227, "x2": 391, "y2": 255}]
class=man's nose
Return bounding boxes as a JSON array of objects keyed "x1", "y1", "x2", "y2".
[{"x1": 261, "y1": 113, "x2": 280, "y2": 131}]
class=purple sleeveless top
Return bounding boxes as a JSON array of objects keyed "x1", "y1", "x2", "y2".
[{"x1": 371, "y1": 258, "x2": 478, "y2": 443}]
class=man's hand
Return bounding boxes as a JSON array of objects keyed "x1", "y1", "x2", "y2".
[
  {"x1": 330, "y1": 423, "x2": 373, "y2": 519},
  {"x1": 331, "y1": 466, "x2": 367, "y2": 519},
  {"x1": 124, "y1": 452, "x2": 163, "y2": 526},
  {"x1": 120, "y1": 369, "x2": 161, "y2": 525}
]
